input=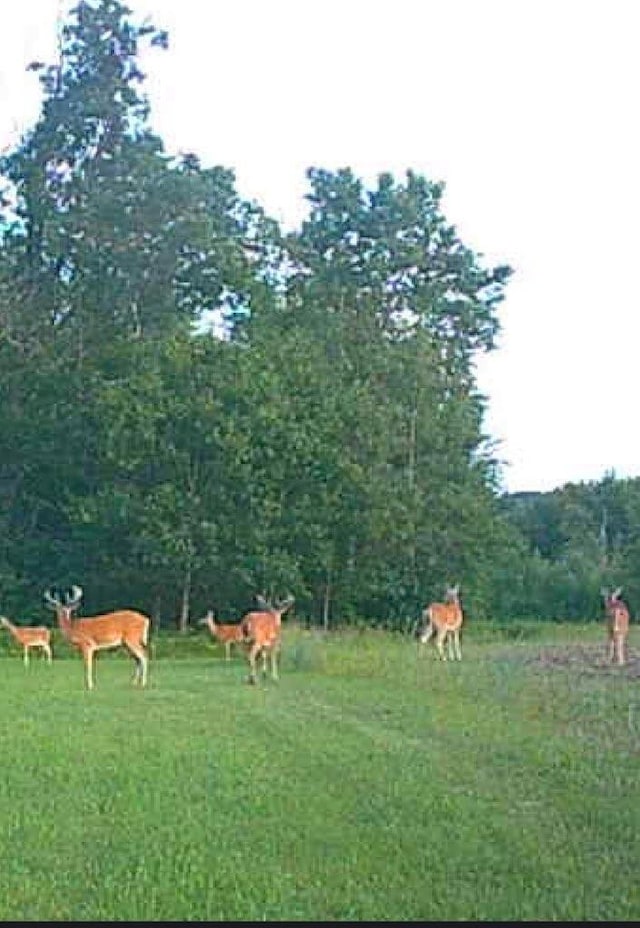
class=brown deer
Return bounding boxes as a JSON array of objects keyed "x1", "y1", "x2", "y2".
[
  {"x1": 44, "y1": 585, "x2": 150, "y2": 690},
  {"x1": 418, "y1": 585, "x2": 464, "y2": 661},
  {"x1": 0, "y1": 616, "x2": 52, "y2": 666},
  {"x1": 240, "y1": 594, "x2": 295, "y2": 684},
  {"x1": 199, "y1": 610, "x2": 245, "y2": 661},
  {"x1": 601, "y1": 587, "x2": 630, "y2": 666}
]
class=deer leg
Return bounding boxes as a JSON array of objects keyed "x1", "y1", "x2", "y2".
[
  {"x1": 452, "y1": 631, "x2": 462, "y2": 661},
  {"x1": 44, "y1": 643, "x2": 53, "y2": 664},
  {"x1": 83, "y1": 646, "x2": 96, "y2": 691},
  {"x1": 139, "y1": 650, "x2": 149, "y2": 686},
  {"x1": 271, "y1": 645, "x2": 280, "y2": 681},
  {"x1": 225, "y1": 641, "x2": 232, "y2": 661},
  {"x1": 436, "y1": 629, "x2": 447, "y2": 660},
  {"x1": 419, "y1": 623, "x2": 434, "y2": 656},
  {"x1": 247, "y1": 643, "x2": 260, "y2": 684},
  {"x1": 126, "y1": 642, "x2": 148, "y2": 686},
  {"x1": 23, "y1": 647, "x2": 29, "y2": 668}
]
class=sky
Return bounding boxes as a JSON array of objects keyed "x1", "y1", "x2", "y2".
[{"x1": 1, "y1": 0, "x2": 638, "y2": 495}]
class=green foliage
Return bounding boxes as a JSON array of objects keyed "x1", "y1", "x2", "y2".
[
  {"x1": 500, "y1": 474, "x2": 640, "y2": 619},
  {"x1": 1, "y1": 0, "x2": 638, "y2": 628}
]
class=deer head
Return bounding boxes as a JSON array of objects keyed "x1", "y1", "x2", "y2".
[
  {"x1": 198, "y1": 610, "x2": 216, "y2": 626},
  {"x1": 444, "y1": 585, "x2": 459, "y2": 603},
  {"x1": 601, "y1": 587, "x2": 623, "y2": 607}
]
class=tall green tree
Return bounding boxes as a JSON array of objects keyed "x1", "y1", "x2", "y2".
[
  {"x1": 261, "y1": 168, "x2": 513, "y2": 620},
  {"x1": 0, "y1": 0, "x2": 279, "y2": 618}
]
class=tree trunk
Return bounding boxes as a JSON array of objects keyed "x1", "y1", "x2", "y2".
[
  {"x1": 179, "y1": 563, "x2": 192, "y2": 633},
  {"x1": 322, "y1": 567, "x2": 331, "y2": 631}
]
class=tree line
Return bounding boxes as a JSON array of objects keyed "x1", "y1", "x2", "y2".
[{"x1": 0, "y1": 1, "x2": 636, "y2": 630}]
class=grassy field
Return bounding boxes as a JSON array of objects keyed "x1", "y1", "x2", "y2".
[{"x1": 0, "y1": 620, "x2": 638, "y2": 921}]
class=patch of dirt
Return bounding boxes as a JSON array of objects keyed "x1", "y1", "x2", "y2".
[{"x1": 521, "y1": 643, "x2": 640, "y2": 678}]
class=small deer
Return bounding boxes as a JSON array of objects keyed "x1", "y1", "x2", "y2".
[
  {"x1": 601, "y1": 587, "x2": 630, "y2": 666},
  {"x1": 418, "y1": 585, "x2": 464, "y2": 661},
  {"x1": 44, "y1": 585, "x2": 150, "y2": 690},
  {"x1": 240, "y1": 594, "x2": 295, "y2": 684},
  {"x1": 198, "y1": 610, "x2": 245, "y2": 661},
  {"x1": 0, "y1": 616, "x2": 53, "y2": 666}
]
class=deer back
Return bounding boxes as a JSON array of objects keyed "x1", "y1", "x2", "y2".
[
  {"x1": 241, "y1": 610, "x2": 281, "y2": 646},
  {"x1": 241, "y1": 596, "x2": 294, "y2": 646},
  {"x1": 423, "y1": 587, "x2": 463, "y2": 632},
  {"x1": 71, "y1": 609, "x2": 149, "y2": 643}
]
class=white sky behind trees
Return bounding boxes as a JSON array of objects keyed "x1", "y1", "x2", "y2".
[{"x1": 1, "y1": 0, "x2": 638, "y2": 494}]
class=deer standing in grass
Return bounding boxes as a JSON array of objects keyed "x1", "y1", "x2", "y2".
[
  {"x1": 44, "y1": 586, "x2": 150, "y2": 690},
  {"x1": 240, "y1": 595, "x2": 295, "y2": 684},
  {"x1": 418, "y1": 585, "x2": 464, "y2": 661},
  {"x1": 601, "y1": 587, "x2": 630, "y2": 666},
  {"x1": 0, "y1": 616, "x2": 52, "y2": 666},
  {"x1": 199, "y1": 610, "x2": 245, "y2": 661}
]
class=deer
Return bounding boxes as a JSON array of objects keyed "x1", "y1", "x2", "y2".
[
  {"x1": 43, "y1": 585, "x2": 150, "y2": 690},
  {"x1": 418, "y1": 584, "x2": 464, "y2": 661},
  {"x1": 0, "y1": 616, "x2": 53, "y2": 666},
  {"x1": 601, "y1": 587, "x2": 630, "y2": 666},
  {"x1": 240, "y1": 594, "x2": 295, "y2": 684},
  {"x1": 198, "y1": 610, "x2": 245, "y2": 661}
]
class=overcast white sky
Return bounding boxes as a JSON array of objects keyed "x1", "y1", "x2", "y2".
[{"x1": 1, "y1": 0, "x2": 638, "y2": 494}]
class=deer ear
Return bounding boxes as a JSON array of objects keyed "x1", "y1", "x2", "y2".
[{"x1": 612, "y1": 587, "x2": 623, "y2": 600}]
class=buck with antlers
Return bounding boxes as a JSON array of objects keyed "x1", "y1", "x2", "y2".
[
  {"x1": 199, "y1": 610, "x2": 245, "y2": 661},
  {"x1": 418, "y1": 585, "x2": 464, "y2": 661},
  {"x1": 601, "y1": 587, "x2": 630, "y2": 666},
  {"x1": 240, "y1": 594, "x2": 295, "y2": 684},
  {"x1": 0, "y1": 616, "x2": 53, "y2": 666},
  {"x1": 43, "y1": 585, "x2": 150, "y2": 690}
]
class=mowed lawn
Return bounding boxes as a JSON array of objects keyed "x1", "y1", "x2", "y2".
[{"x1": 0, "y1": 622, "x2": 638, "y2": 921}]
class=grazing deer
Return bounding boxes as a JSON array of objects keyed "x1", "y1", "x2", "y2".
[
  {"x1": 240, "y1": 594, "x2": 295, "y2": 684},
  {"x1": 0, "y1": 616, "x2": 53, "y2": 666},
  {"x1": 199, "y1": 610, "x2": 245, "y2": 661},
  {"x1": 418, "y1": 585, "x2": 464, "y2": 661},
  {"x1": 43, "y1": 585, "x2": 150, "y2": 690},
  {"x1": 601, "y1": 587, "x2": 630, "y2": 666}
]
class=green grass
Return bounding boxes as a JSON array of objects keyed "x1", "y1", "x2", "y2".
[{"x1": 0, "y1": 622, "x2": 638, "y2": 921}]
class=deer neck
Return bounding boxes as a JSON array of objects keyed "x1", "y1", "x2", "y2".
[{"x1": 57, "y1": 608, "x2": 77, "y2": 639}]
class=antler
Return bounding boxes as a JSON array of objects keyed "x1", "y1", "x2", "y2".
[
  {"x1": 254, "y1": 594, "x2": 295, "y2": 614},
  {"x1": 43, "y1": 589, "x2": 62, "y2": 608},
  {"x1": 66, "y1": 585, "x2": 83, "y2": 607}
]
